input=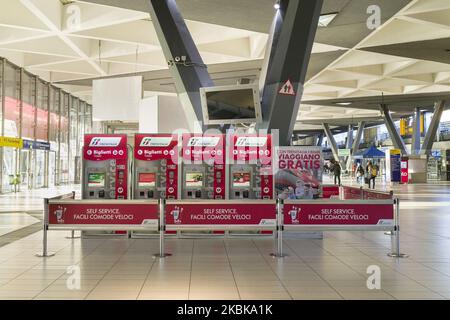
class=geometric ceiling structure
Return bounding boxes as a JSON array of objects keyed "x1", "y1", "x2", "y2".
[{"x1": 1, "y1": 0, "x2": 449, "y2": 131}]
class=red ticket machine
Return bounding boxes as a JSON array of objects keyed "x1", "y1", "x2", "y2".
[
  {"x1": 228, "y1": 134, "x2": 274, "y2": 200},
  {"x1": 181, "y1": 134, "x2": 226, "y2": 199},
  {"x1": 82, "y1": 134, "x2": 128, "y2": 200},
  {"x1": 133, "y1": 134, "x2": 179, "y2": 200}
]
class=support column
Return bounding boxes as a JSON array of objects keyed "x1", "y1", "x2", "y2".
[
  {"x1": 147, "y1": 0, "x2": 214, "y2": 132},
  {"x1": 411, "y1": 107, "x2": 421, "y2": 155},
  {"x1": 259, "y1": 0, "x2": 323, "y2": 146},
  {"x1": 380, "y1": 104, "x2": 408, "y2": 155},
  {"x1": 352, "y1": 121, "x2": 365, "y2": 154},
  {"x1": 345, "y1": 125, "x2": 353, "y2": 171},
  {"x1": 420, "y1": 101, "x2": 446, "y2": 156},
  {"x1": 317, "y1": 134, "x2": 324, "y2": 147},
  {"x1": 322, "y1": 123, "x2": 340, "y2": 163}
]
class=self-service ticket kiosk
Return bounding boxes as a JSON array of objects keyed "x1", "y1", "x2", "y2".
[
  {"x1": 82, "y1": 134, "x2": 128, "y2": 200},
  {"x1": 82, "y1": 134, "x2": 129, "y2": 237},
  {"x1": 181, "y1": 134, "x2": 226, "y2": 200},
  {"x1": 228, "y1": 134, "x2": 274, "y2": 200},
  {"x1": 133, "y1": 134, "x2": 179, "y2": 200}
]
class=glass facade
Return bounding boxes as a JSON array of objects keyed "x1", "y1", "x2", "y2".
[{"x1": 0, "y1": 58, "x2": 93, "y2": 193}]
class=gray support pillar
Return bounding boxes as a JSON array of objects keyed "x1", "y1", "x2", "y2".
[
  {"x1": 380, "y1": 104, "x2": 408, "y2": 155},
  {"x1": 411, "y1": 107, "x2": 421, "y2": 155},
  {"x1": 147, "y1": 0, "x2": 214, "y2": 132},
  {"x1": 322, "y1": 123, "x2": 340, "y2": 163},
  {"x1": 420, "y1": 101, "x2": 446, "y2": 156},
  {"x1": 352, "y1": 121, "x2": 365, "y2": 154},
  {"x1": 259, "y1": 0, "x2": 323, "y2": 146},
  {"x1": 345, "y1": 125, "x2": 353, "y2": 171},
  {"x1": 317, "y1": 134, "x2": 324, "y2": 147}
]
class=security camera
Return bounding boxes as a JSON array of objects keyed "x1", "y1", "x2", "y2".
[{"x1": 181, "y1": 56, "x2": 187, "y2": 62}]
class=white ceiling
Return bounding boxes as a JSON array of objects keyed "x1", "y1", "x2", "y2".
[{"x1": 0, "y1": 0, "x2": 449, "y2": 127}]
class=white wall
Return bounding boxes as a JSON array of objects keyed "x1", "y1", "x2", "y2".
[{"x1": 138, "y1": 95, "x2": 190, "y2": 134}]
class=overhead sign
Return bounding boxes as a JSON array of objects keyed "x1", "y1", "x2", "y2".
[
  {"x1": 0, "y1": 136, "x2": 23, "y2": 149},
  {"x1": 338, "y1": 149, "x2": 351, "y2": 157},
  {"x1": 278, "y1": 79, "x2": 296, "y2": 96},
  {"x1": 22, "y1": 140, "x2": 51, "y2": 151}
]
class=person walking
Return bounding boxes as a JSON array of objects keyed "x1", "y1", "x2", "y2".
[
  {"x1": 356, "y1": 163, "x2": 365, "y2": 185},
  {"x1": 366, "y1": 161, "x2": 378, "y2": 189},
  {"x1": 333, "y1": 161, "x2": 341, "y2": 186}
]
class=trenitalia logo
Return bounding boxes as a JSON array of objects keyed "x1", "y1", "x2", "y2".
[
  {"x1": 187, "y1": 137, "x2": 220, "y2": 147},
  {"x1": 89, "y1": 137, "x2": 122, "y2": 147},
  {"x1": 235, "y1": 137, "x2": 268, "y2": 147},
  {"x1": 140, "y1": 137, "x2": 173, "y2": 147}
]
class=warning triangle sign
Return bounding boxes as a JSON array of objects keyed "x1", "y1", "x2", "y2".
[{"x1": 278, "y1": 79, "x2": 296, "y2": 96}]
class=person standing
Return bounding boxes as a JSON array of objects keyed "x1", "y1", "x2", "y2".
[
  {"x1": 356, "y1": 163, "x2": 365, "y2": 185},
  {"x1": 333, "y1": 161, "x2": 341, "y2": 186}
]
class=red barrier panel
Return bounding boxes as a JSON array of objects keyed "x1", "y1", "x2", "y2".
[
  {"x1": 48, "y1": 201, "x2": 159, "y2": 227},
  {"x1": 165, "y1": 201, "x2": 276, "y2": 228},
  {"x1": 341, "y1": 186, "x2": 362, "y2": 200},
  {"x1": 363, "y1": 190, "x2": 393, "y2": 200},
  {"x1": 284, "y1": 201, "x2": 394, "y2": 226},
  {"x1": 322, "y1": 185, "x2": 339, "y2": 199}
]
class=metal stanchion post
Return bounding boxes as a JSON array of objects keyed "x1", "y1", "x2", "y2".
[
  {"x1": 388, "y1": 198, "x2": 408, "y2": 258},
  {"x1": 154, "y1": 198, "x2": 171, "y2": 258},
  {"x1": 271, "y1": 199, "x2": 287, "y2": 258},
  {"x1": 66, "y1": 192, "x2": 80, "y2": 239},
  {"x1": 360, "y1": 186, "x2": 364, "y2": 200},
  {"x1": 36, "y1": 198, "x2": 55, "y2": 257}
]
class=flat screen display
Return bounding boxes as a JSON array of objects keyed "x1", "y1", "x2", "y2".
[
  {"x1": 139, "y1": 172, "x2": 156, "y2": 187},
  {"x1": 201, "y1": 84, "x2": 262, "y2": 125},
  {"x1": 233, "y1": 172, "x2": 251, "y2": 188},
  {"x1": 88, "y1": 173, "x2": 105, "y2": 188},
  {"x1": 186, "y1": 173, "x2": 203, "y2": 187}
]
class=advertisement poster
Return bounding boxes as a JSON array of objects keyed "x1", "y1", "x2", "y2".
[
  {"x1": 165, "y1": 203, "x2": 276, "y2": 226},
  {"x1": 48, "y1": 203, "x2": 159, "y2": 226},
  {"x1": 284, "y1": 203, "x2": 394, "y2": 226},
  {"x1": 275, "y1": 146, "x2": 323, "y2": 200}
]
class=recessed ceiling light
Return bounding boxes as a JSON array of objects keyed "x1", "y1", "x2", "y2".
[
  {"x1": 319, "y1": 12, "x2": 338, "y2": 27},
  {"x1": 335, "y1": 102, "x2": 352, "y2": 106},
  {"x1": 274, "y1": 2, "x2": 280, "y2": 10}
]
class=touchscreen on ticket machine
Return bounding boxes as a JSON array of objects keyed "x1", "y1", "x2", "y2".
[
  {"x1": 82, "y1": 134, "x2": 128, "y2": 200},
  {"x1": 181, "y1": 134, "x2": 226, "y2": 199},
  {"x1": 133, "y1": 134, "x2": 179, "y2": 199},
  {"x1": 228, "y1": 134, "x2": 273, "y2": 200}
]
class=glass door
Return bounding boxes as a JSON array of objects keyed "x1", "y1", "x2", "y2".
[
  {"x1": 20, "y1": 149, "x2": 32, "y2": 190},
  {"x1": 49, "y1": 151, "x2": 56, "y2": 187},
  {"x1": 34, "y1": 149, "x2": 46, "y2": 188}
]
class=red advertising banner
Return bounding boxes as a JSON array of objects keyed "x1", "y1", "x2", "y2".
[
  {"x1": 284, "y1": 202, "x2": 394, "y2": 226},
  {"x1": 48, "y1": 202, "x2": 158, "y2": 226},
  {"x1": 322, "y1": 185, "x2": 339, "y2": 199},
  {"x1": 401, "y1": 159, "x2": 409, "y2": 184},
  {"x1": 165, "y1": 202, "x2": 276, "y2": 226}
]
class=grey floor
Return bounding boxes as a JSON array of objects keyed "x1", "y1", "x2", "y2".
[{"x1": 0, "y1": 179, "x2": 449, "y2": 300}]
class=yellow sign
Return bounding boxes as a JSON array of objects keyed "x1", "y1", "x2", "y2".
[
  {"x1": 0, "y1": 136, "x2": 23, "y2": 148},
  {"x1": 390, "y1": 149, "x2": 401, "y2": 155}
]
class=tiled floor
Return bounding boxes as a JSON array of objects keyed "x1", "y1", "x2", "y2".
[{"x1": 0, "y1": 181, "x2": 450, "y2": 300}]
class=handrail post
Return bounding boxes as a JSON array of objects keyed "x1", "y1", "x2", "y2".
[
  {"x1": 271, "y1": 199, "x2": 286, "y2": 258},
  {"x1": 66, "y1": 192, "x2": 80, "y2": 239},
  {"x1": 36, "y1": 198, "x2": 55, "y2": 257},
  {"x1": 154, "y1": 198, "x2": 171, "y2": 258},
  {"x1": 388, "y1": 198, "x2": 408, "y2": 258}
]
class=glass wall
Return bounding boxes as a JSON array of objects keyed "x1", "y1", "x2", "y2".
[
  {"x1": 0, "y1": 58, "x2": 93, "y2": 193},
  {"x1": 48, "y1": 86, "x2": 60, "y2": 187},
  {"x1": 1, "y1": 61, "x2": 21, "y2": 193},
  {"x1": 60, "y1": 92, "x2": 70, "y2": 185}
]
